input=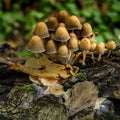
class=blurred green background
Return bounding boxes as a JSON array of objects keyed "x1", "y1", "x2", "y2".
[{"x1": 0, "y1": 0, "x2": 120, "y2": 44}]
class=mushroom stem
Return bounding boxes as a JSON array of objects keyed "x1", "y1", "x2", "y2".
[
  {"x1": 35, "y1": 53, "x2": 40, "y2": 58},
  {"x1": 97, "y1": 54, "x2": 101, "y2": 62},
  {"x1": 107, "y1": 50, "x2": 111, "y2": 58},
  {"x1": 91, "y1": 52, "x2": 95, "y2": 63},
  {"x1": 82, "y1": 50, "x2": 86, "y2": 65}
]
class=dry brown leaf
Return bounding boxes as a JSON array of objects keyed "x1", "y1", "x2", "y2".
[{"x1": 10, "y1": 55, "x2": 79, "y2": 85}]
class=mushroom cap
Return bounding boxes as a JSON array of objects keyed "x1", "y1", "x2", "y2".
[
  {"x1": 70, "y1": 32, "x2": 77, "y2": 39},
  {"x1": 33, "y1": 22, "x2": 50, "y2": 38},
  {"x1": 79, "y1": 38, "x2": 91, "y2": 51},
  {"x1": 57, "y1": 10, "x2": 69, "y2": 23},
  {"x1": 96, "y1": 42, "x2": 105, "y2": 55},
  {"x1": 58, "y1": 22, "x2": 66, "y2": 27},
  {"x1": 81, "y1": 23, "x2": 93, "y2": 37},
  {"x1": 57, "y1": 44, "x2": 69, "y2": 57},
  {"x1": 45, "y1": 39, "x2": 57, "y2": 54},
  {"x1": 47, "y1": 17, "x2": 58, "y2": 31},
  {"x1": 54, "y1": 26, "x2": 70, "y2": 42},
  {"x1": 26, "y1": 35, "x2": 45, "y2": 53},
  {"x1": 106, "y1": 40, "x2": 116, "y2": 50},
  {"x1": 68, "y1": 37, "x2": 79, "y2": 51},
  {"x1": 90, "y1": 42, "x2": 96, "y2": 52},
  {"x1": 66, "y1": 15, "x2": 82, "y2": 30}
]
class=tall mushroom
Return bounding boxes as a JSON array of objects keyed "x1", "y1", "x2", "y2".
[
  {"x1": 79, "y1": 38, "x2": 91, "y2": 65},
  {"x1": 106, "y1": 40, "x2": 116, "y2": 58},
  {"x1": 96, "y1": 42, "x2": 105, "y2": 62}
]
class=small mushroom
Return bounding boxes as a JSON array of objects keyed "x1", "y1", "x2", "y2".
[
  {"x1": 66, "y1": 15, "x2": 82, "y2": 31},
  {"x1": 79, "y1": 38, "x2": 91, "y2": 65},
  {"x1": 90, "y1": 42, "x2": 96, "y2": 62},
  {"x1": 57, "y1": 10, "x2": 69, "y2": 23},
  {"x1": 54, "y1": 26, "x2": 70, "y2": 43},
  {"x1": 96, "y1": 42, "x2": 105, "y2": 62},
  {"x1": 45, "y1": 39, "x2": 57, "y2": 61},
  {"x1": 57, "y1": 44, "x2": 69, "y2": 64},
  {"x1": 33, "y1": 22, "x2": 50, "y2": 38},
  {"x1": 68, "y1": 37, "x2": 79, "y2": 52},
  {"x1": 70, "y1": 32, "x2": 78, "y2": 39},
  {"x1": 58, "y1": 22, "x2": 66, "y2": 27},
  {"x1": 81, "y1": 23, "x2": 93, "y2": 38},
  {"x1": 106, "y1": 40, "x2": 116, "y2": 57},
  {"x1": 57, "y1": 44, "x2": 69, "y2": 57},
  {"x1": 45, "y1": 39, "x2": 57, "y2": 55},
  {"x1": 26, "y1": 35, "x2": 45, "y2": 55},
  {"x1": 47, "y1": 17, "x2": 58, "y2": 32}
]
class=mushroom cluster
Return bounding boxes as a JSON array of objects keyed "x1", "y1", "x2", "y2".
[{"x1": 26, "y1": 10, "x2": 116, "y2": 65}]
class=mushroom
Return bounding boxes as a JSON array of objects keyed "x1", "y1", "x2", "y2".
[
  {"x1": 26, "y1": 35, "x2": 45, "y2": 56},
  {"x1": 33, "y1": 22, "x2": 50, "y2": 39},
  {"x1": 79, "y1": 38, "x2": 91, "y2": 65},
  {"x1": 106, "y1": 40, "x2": 116, "y2": 57},
  {"x1": 90, "y1": 42, "x2": 96, "y2": 62},
  {"x1": 57, "y1": 44, "x2": 69, "y2": 64},
  {"x1": 45, "y1": 38, "x2": 57, "y2": 61},
  {"x1": 58, "y1": 22, "x2": 66, "y2": 27},
  {"x1": 66, "y1": 15, "x2": 82, "y2": 31},
  {"x1": 96, "y1": 42, "x2": 105, "y2": 62},
  {"x1": 81, "y1": 23, "x2": 93, "y2": 38},
  {"x1": 68, "y1": 37, "x2": 79, "y2": 52},
  {"x1": 57, "y1": 10, "x2": 69, "y2": 23},
  {"x1": 69, "y1": 32, "x2": 78, "y2": 39},
  {"x1": 54, "y1": 26, "x2": 70, "y2": 43},
  {"x1": 45, "y1": 39, "x2": 57, "y2": 54},
  {"x1": 47, "y1": 17, "x2": 58, "y2": 32},
  {"x1": 68, "y1": 37, "x2": 79, "y2": 65}
]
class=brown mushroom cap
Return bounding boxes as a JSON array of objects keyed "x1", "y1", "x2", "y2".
[
  {"x1": 81, "y1": 23, "x2": 93, "y2": 37},
  {"x1": 57, "y1": 44, "x2": 69, "y2": 57},
  {"x1": 26, "y1": 35, "x2": 45, "y2": 53},
  {"x1": 90, "y1": 42, "x2": 96, "y2": 52},
  {"x1": 66, "y1": 15, "x2": 82, "y2": 30},
  {"x1": 68, "y1": 37, "x2": 79, "y2": 51},
  {"x1": 57, "y1": 10, "x2": 69, "y2": 23},
  {"x1": 45, "y1": 39, "x2": 57, "y2": 54},
  {"x1": 106, "y1": 40, "x2": 116, "y2": 50},
  {"x1": 54, "y1": 26, "x2": 70, "y2": 42},
  {"x1": 79, "y1": 38, "x2": 91, "y2": 51},
  {"x1": 58, "y1": 23, "x2": 66, "y2": 27},
  {"x1": 47, "y1": 17, "x2": 58, "y2": 31},
  {"x1": 33, "y1": 22, "x2": 50, "y2": 38},
  {"x1": 70, "y1": 32, "x2": 77, "y2": 39},
  {"x1": 96, "y1": 42, "x2": 105, "y2": 55}
]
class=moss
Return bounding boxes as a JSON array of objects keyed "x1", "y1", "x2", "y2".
[
  {"x1": 104, "y1": 77, "x2": 113, "y2": 84},
  {"x1": 75, "y1": 71, "x2": 87, "y2": 81},
  {"x1": 15, "y1": 84, "x2": 35, "y2": 94}
]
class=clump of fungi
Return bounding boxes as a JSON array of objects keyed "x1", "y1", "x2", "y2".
[
  {"x1": 23, "y1": 10, "x2": 118, "y2": 98},
  {"x1": 26, "y1": 10, "x2": 117, "y2": 66}
]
